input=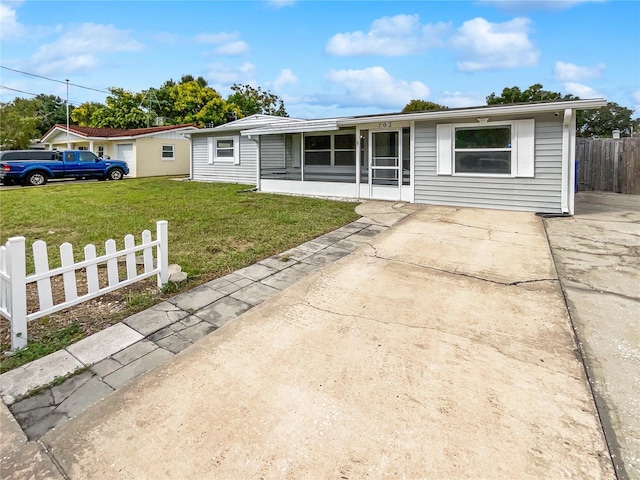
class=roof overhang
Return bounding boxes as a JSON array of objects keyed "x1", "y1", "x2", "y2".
[
  {"x1": 236, "y1": 98, "x2": 607, "y2": 137},
  {"x1": 41, "y1": 125, "x2": 200, "y2": 143},
  {"x1": 189, "y1": 115, "x2": 305, "y2": 136},
  {"x1": 242, "y1": 120, "x2": 340, "y2": 136},
  {"x1": 337, "y1": 98, "x2": 607, "y2": 127}
]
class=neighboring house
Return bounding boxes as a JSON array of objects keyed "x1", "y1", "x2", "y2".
[
  {"x1": 40, "y1": 124, "x2": 199, "y2": 177},
  {"x1": 189, "y1": 99, "x2": 606, "y2": 214}
]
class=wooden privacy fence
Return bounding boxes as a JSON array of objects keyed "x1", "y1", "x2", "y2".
[
  {"x1": 0, "y1": 221, "x2": 168, "y2": 350},
  {"x1": 576, "y1": 137, "x2": 640, "y2": 194}
]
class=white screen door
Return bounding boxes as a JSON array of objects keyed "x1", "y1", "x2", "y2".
[{"x1": 369, "y1": 130, "x2": 401, "y2": 200}]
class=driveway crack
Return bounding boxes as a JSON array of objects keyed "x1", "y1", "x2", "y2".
[{"x1": 299, "y1": 299, "x2": 579, "y2": 377}]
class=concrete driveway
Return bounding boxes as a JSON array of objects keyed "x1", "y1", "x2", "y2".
[
  {"x1": 10, "y1": 204, "x2": 614, "y2": 479},
  {"x1": 545, "y1": 191, "x2": 640, "y2": 480}
]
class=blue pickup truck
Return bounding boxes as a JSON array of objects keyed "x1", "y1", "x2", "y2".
[{"x1": 0, "y1": 150, "x2": 129, "y2": 186}]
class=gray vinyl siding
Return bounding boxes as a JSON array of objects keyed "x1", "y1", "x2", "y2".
[
  {"x1": 191, "y1": 133, "x2": 257, "y2": 184},
  {"x1": 285, "y1": 135, "x2": 293, "y2": 168},
  {"x1": 414, "y1": 118, "x2": 564, "y2": 213},
  {"x1": 261, "y1": 135, "x2": 286, "y2": 169}
]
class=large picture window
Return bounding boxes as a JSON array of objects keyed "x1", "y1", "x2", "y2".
[
  {"x1": 454, "y1": 126, "x2": 511, "y2": 174},
  {"x1": 304, "y1": 132, "x2": 355, "y2": 167},
  {"x1": 437, "y1": 119, "x2": 535, "y2": 178}
]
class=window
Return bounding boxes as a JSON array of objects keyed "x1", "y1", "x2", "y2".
[
  {"x1": 97, "y1": 146, "x2": 105, "y2": 158},
  {"x1": 0, "y1": 151, "x2": 58, "y2": 161},
  {"x1": 208, "y1": 136, "x2": 239, "y2": 165},
  {"x1": 304, "y1": 135, "x2": 331, "y2": 166},
  {"x1": 162, "y1": 144, "x2": 175, "y2": 161},
  {"x1": 455, "y1": 126, "x2": 512, "y2": 174},
  {"x1": 437, "y1": 119, "x2": 535, "y2": 177},
  {"x1": 304, "y1": 133, "x2": 356, "y2": 167},
  {"x1": 79, "y1": 151, "x2": 98, "y2": 162}
]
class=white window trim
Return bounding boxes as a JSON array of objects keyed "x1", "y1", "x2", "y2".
[
  {"x1": 209, "y1": 135, "x2": 240, "y2": 165},
  {"x1": 437, "y1": 119, "x2": 535, "y2": 178},
  {"x1": 161, "y1": 144, "x2": 175, "y2": 161}
]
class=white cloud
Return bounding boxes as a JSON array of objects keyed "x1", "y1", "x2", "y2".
[
  {"x1": 272, "y1": 69, "x2": 298, "y2": 90},
  {"x1": 214, "y1": 41, "x2": 248, "y2": 55},
  {"x1": 206, "y1": 62, "x2": 256, "y2": 91},
  {"x1": 451, "y1": 17, "x2": 539, "y2": 71},
  {"x1": 29, "y1": 24, "x2": 142, "y2": 75},
  {"x1": 438, "y1": 91, "x2": 486, "y2": 108},
  {"x1": 193, "y1": 32, "x2": 239, "y2": 44},
  {"x1": 564, "y1": 82, "x2": 603, "y2": 98},
  {"x1": 0, "y1": 3, "x2": 24, "y2": 40},
  {"x1": 194, "y1": 31, "x2": 248, "y2": 56},
  {"x1": 554, "y1": 61, "x2": 606, "y2": 81},
  {"x1": 478, "y1": 0, "x2": 604, "y2": 13},
  {"x1": 325, "y1": 14, "x2": 450, "y2": 56},
  {"x1": 325, "y1": 66, "x2": 430, "y2": 108}
]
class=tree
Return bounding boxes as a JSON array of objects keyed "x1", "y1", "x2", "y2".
[
  {"x1": 32, "y1": 94, "x2": 70, "y2": 134},
  {"x1": 402, "y1": 100, "x2": 448, "y2": 112},
  {"x1": 180, "y1": 74, "x2": 208, "y2": 88},
  {"x1": 168, "y1": 80, "x2": 239, "y2": 126},
  {"x1": 0, "y1": 98, "x2": 41, "y2": 149},
  {"x1": 71, "y1": 88, "x2": 148, "y2": 129},
  {"x1": 577, "y1": 102, "x2": 639, "y2": 137},
  {"x1": 70, "y1": 102, "x2": 104, "y2": 126},
  {"x1": 91, "y1": 87, "x2": 149, "y2": 128},
  {"x1": 486, "y1": 83, "x2": 576, "y2": 105},
  {"x1": 227, "y1": 84, "x2": 287, "y2": 118}
]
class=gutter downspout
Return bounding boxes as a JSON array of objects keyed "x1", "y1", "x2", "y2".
[{"x1": 561, "y1": 108, "x2": 574, "y2": 214}]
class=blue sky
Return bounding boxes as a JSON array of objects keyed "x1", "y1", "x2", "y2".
[{"x1": 1, "y1": 0, "x2": 639, "y2": 119}]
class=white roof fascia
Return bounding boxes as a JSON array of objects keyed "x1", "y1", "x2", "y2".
[
  {"x1": 104, "y1": 127, "x2": 200, "y2": 140},
  {"x1": 193, "y1": 115, "x2": 305, "y2": 135},
  {"x1": 241, "y1": 120, "x2": 341, "y2": 136},
  {"x1": 44, "y1": 126, "x2": 199, "y2": 142},
  {"x1": 336, "y1": 98, "x2": 607, "y2": 126},
  {"x1": 41, "y1": 128, "x2": 87, "y2": 142}
]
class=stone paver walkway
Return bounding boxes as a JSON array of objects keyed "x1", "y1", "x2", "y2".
[{"x1": 0, "y1": 218, "x2": 389, "y2": 440}]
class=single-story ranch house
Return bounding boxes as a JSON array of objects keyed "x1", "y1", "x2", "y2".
[
  {"x1": 188, "y1": 98, "x2": 606, "y2": 214},
  {"x1": 40, "y1": 124, "x2": 199, "y2": 177}
]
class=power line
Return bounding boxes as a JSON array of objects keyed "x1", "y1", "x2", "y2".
[
  {"x1": 0, "y1": 65, "x2": 110, "y2": 94},
  {"x1": 0, "y1": 85, "x2": 39, "y2": 97},
  {"x1": 0, "y1": 85, "x2": 83, "y2": 106}
]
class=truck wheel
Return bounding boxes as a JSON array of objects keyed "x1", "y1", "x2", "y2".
[
  {"x1": 24, "y1": 171, "x2": 48, "y2": 186},
  {"x1": 107, "y1": 168, "x2": 124, "y2": 180}
]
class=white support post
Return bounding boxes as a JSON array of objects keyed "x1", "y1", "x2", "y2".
[
  {"x1": 157, "y1": 221, "x2": 168, "y2": 288},
  {"x1": 8, "y1": 237, "x2": 27, "y2": 350}
]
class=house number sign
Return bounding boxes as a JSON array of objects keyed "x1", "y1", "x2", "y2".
[{"x1": 377, "y1": 122, "x2": 393, "y2": 128}]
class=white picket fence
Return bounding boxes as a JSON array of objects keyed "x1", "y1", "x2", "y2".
[{"x1": 0, "y1": 221, "x2": 168, "y2": 350}]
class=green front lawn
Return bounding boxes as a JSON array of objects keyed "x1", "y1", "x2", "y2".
[{"x1": 0, "y1": 178, "x2": 360, "y2": 371}]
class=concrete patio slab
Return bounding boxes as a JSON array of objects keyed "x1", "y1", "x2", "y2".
[
  {"x1": 168, "y1": 284, "x2": 226, "y2": 311},
  {"x1": 0, "y1": 350, "x2": 84, "y2": 402},
  {"x1": 124, "y1": 301, "x2": 190, "y2": 336},
  {"x1": 66, "y1": 322, "x2": 144, "y2": 366}
]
